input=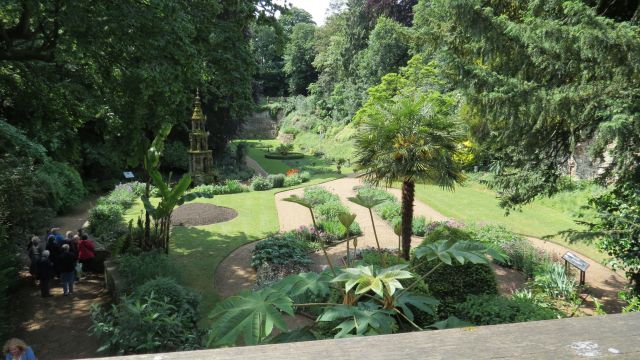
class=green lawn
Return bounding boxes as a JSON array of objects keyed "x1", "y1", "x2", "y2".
[
  {"x1": 238, "y1": 139, "x2": 355, "y2": 175},
  {"x1": 411, "y1": 181, "x2": 607, "y2": 263},
  {"x1": 124, "y1": 176, "x2": 338, "y2": 323}
]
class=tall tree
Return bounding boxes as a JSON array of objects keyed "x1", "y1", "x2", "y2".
[
  {"x1": 283, "y1": 23, "x2": 318, "y2": 95},
  {"x1": 355, "y1": 87, "x2": 465, "y2": 259},
  {"x1": 413, "y1": 0, "x2": 640, "y2": 288}
]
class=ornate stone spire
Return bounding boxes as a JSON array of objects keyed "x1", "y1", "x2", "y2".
[
  {"x1": 192, "y1": 88, "x2": 205, "y2": 123},
  {"x1": 188, "y1": 89, "x2": 214, "y2": 184}
]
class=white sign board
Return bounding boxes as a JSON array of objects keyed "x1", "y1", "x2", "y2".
[{"x1": 123, "y1": 171, "x2": 135, "y2": 179}]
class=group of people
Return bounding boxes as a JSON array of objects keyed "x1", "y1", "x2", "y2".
[{"x1": 26, "y1": 228, "x2": 95, "y2": 297}]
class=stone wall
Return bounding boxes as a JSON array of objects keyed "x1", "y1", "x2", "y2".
[
  {"x1": 568, "y1": 138, "x2": 613, "y2": 180},
  {"x1": 240, "y1": 111, "x2": 277, "y2": 139}
]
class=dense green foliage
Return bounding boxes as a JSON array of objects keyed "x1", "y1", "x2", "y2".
[
  {"x1": 1, "y1": 0, "x2": 282, "y2": 187},
  {"x1": 115, "y1": 251, "x2": 176, "y2": 294},
  {"x1": 91, "y1": 277, "x2": 202, "y2": 354},
  {"x1": 455, "y1": 295, "x2": 561, "y2": 326},
  {"x1": 251, "y1": 231, "x2": 319, "y2": 269},
  {"x1": 189, "y1": 180, "x2": 250, "y2": 196},
  {"x1": 209, "y1": 236, "x2": 497, "y2": 346},
  {"x1": 284, "y1": 23, "x2": 318, "y2": 95},
  {"x1": 568, "y1": 181, "x2": 640, "y2": 292},
  {"x1": 413, "y1": 226, "x2": 498, "y2": 317}
]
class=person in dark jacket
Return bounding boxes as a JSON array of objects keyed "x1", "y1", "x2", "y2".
[
  {"x1": 58, "y1": 244, "x2": 76, "y2": 295},
  {"x1": 37, "y1": 250, "x2": 53, "y2": 297},
  {"x1": 45, "y1": 235, "x2": 60, "y2": 277},
  {"x1": 26, "y1": 236, "x2": 42, "y2": 280}
]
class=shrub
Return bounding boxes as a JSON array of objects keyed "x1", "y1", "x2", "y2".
[
  {"x1": 116, "y1": 251, "x2": 175, "y2": 294},
  {"x1": 455, "y1": 295, "x2": 561, "y2": 325},
  {"x1": 251, "y1": 176, "x2": 273, "y2": 191},
  {"x1": 355, "y1": 185, "x2": 396, "y2": 203},
  {"x1": 267, "y1": 173, "x2": 286, "y2": 188},
  {"x1": 251, "y1": 232, "x2": 317, "y2": 269},
  {"x1": 412, "y1": 216, "x2": 427, "y2": 236},
  {"x1": 315, "y1": 201, "x2": 350, "y2": 221},
  {"x1": 424, "y1": 220, "x2": 465, "y2": 234},
  {"x1": 190, "y1": 180, "x2": 249, "y2": 196},
  {"x1": 91, "y1": 290, "x2": 202, "y2": 354},
  {"x1": 496, "y1": 237, "x2": 550, "y2": 278},
  {"x1": 533, "y1": 262, "x2": 577, "y2": 300},
  {"x1": 100, "y1": 185, "x2": 138, "y2": 209},
  {"x1": 299, "y1": 171, "x2": 311, "y2": 182},
  {"x1": 467, "y1": 224, "x2": 522, "y2": 245},
  {"x1": 360, "y1": 249, "x2": 407, "y2": 268},
  {"x1": 264, "y1": 152, "x2": 305, "y2": 160},
  {"x1": 303, "y1": 186, "x2": 339, "y2": 205},
  {"x1": 134, "y1": 277, "x2": 200, "y2": 321},
  {"x1": 375, "y1": 201, "x2": 401, "y2": 222},
  {"x1": 36, "y1": 159, "x2": 87, "y2": 214},
  {"x1": 127, "y1": 181, "x2": 149, "y2": 197},
  {"x1": 88, "y1": 203, "x2": 125, "y2": 239},
  {"x1": 423, "y1": 224, "x2": 473, "y2": 244},
  {"x1": 317, "y1": 220, "x2": 362, "y2": 240},
  {"x1": 412, "y1": 233, "x2": 497, "y2": 318},
  {"x1": 283, "y1": 173, "x2": 304, "y2": 187},
  {"x1": 223, "y1": 179, "x2": 249, "y2": 194}
]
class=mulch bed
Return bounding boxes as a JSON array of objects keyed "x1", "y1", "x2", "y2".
[{"x1": 171, "y1": 203, "x2": 238, "y2": 226}]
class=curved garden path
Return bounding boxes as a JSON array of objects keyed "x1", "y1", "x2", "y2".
[
  {"x1": 217, "y1": 176, "x2": 627, "y2": 313},
  {"x1": 13, "y1": 195, "x2": 108, "y2": 360}
]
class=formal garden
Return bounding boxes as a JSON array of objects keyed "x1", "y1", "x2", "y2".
[{"x1": 1, "y1": 0, "x2": 640, "y2": 358}]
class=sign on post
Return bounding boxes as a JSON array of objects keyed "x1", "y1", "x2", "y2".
[
  {"x1": 562, "y1": 251, "x2": 589, "y2": 285},
  {"x1": 123, "y1": 171, "x2": 135, "y2": 179}
]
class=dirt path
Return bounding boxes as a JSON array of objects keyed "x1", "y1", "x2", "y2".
[
  {"x1": 218, "y1": 176, "x2": 627, "y2": 312},
  {"x1": 12, "y1": 194, "x2": 107, "y2": 360},
  {"x1": 14, "y1": 272, "x2": 108, "y2": 360}
]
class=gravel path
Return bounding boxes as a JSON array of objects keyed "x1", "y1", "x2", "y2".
[{"x1": 217, "y1": 176, "x2": 627, "y2": 312}]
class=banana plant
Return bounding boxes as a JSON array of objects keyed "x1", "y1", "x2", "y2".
[
  {"x1": 141, "y1": 124, "x2": 172, "y2": 249},
  {"x1": 338, "y1": 212, "x2": 357, "y2": 266},
  {"x1": 282, "y1": 194, "x2": 335, "y2": 274},
  {"x1": 141, "y1": 169, "x2": 211, "y2": 254}
]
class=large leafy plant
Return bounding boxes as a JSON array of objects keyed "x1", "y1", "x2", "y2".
[{"x1": 208, "y1": 238, "x2": 502, "y2": 346}]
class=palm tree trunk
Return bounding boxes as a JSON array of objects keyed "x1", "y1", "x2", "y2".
[{"x1": 401, "y1": 180, "x2": 415, "y2": 260}]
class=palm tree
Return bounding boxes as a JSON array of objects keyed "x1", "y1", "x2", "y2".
[{"x1": 354, "y1": 94, "x2": 465, "y2": 260}]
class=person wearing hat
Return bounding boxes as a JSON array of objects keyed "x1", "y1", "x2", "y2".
[{"x1": 36, "y1": 250, "x2": 53, "y2": 298}]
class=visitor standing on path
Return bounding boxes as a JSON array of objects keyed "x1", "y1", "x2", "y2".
[
  {"x1": 45, "y1": 235, "x2": 60, "y2": 278},
  {"x1": 26, "y1": 237, "x2": 41, "y2": 282},
  {"x1": 36, "y1": 251, "x2": 53, "y2": 298},
  {"x1": 3, "y1": 338, "x2": 37, "y2": 360},
  {"x1": 57, "y1": 245, "x2": 76, "y2": 296},
  {"x1": 78, "y1": 234, "x2": 95, "y2": 274}
]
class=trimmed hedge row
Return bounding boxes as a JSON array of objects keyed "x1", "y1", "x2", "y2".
[{"x1": 264, "y1": 152, "x2": 305, "y2": 160}]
